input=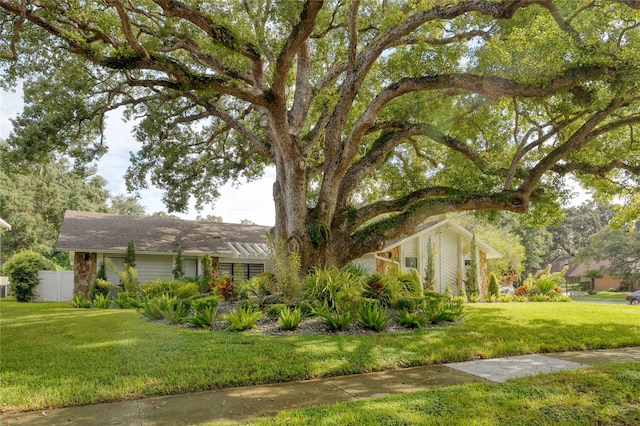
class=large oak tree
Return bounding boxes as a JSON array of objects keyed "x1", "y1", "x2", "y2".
[{"x1": 2, "y1": 1, "x2": 640, "y2": 269}]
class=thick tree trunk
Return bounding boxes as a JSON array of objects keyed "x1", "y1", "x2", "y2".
[{"x1": 272, "y1": 145, "x2": 313, "y2": 268}]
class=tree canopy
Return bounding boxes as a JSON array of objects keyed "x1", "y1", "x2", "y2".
[
  {"x1": 2, "y1": 0, "x2": 640, "y2": 269},
  {"x1": 0, "y1": 140, "x2": 110, "y2": 262}
]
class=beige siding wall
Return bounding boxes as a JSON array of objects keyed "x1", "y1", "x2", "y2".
[
  {"x1": 594, "y1": 275, "x2": 622, "y2": 292},
  {"x1": 183, "y1": 257, "x2": 198, "y2": 278},
  {"x1": 438, "y1": 229, "x2": 460, "y2": 294},
  {"x1": 137, "y1": 254, "x2": 174, "y2": 282},
  {"x1": 403, "y1": 237, "x2": 418, "y2": 258},
  {"x1": 353, "y1": 253, "x2": 377, "y2": 273}
]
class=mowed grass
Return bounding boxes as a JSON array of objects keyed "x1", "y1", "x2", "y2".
[
  {"x1": 244, "y1": 362, "x2": 640, "y2": 426},
  {"x1": 1, "y1": 301, "x2": 639, "y2": 413},
  {"x1": 571, "y1": 291, "x2": 630, "y2": 303}
]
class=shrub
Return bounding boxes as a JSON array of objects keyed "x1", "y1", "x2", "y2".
[
  {"x1": 89, "y1": 278, "x2": 112, "y2": 300},
  {"x1": 488, "y1": 273, "x2": 500, "y2": 298},
  {"x1": 266, "y1": 303, "x2": 287, "y2": 319},
  {"x1": 223, "y1": 306, "x2": 263, "y2": 331},
  {"x1": 190, "y1": 295, "x2": 220, "y2": 311},
  {"x1": 398, "y1": 269, "x2": 424, "y2": 299},
  {"x1": 465, "y1": 234, "x2": 479, "y2": 299},
  {"x1": 214, "y1": 275, "x2": 237, "y2": 301},
  {"x1": 92, "y1": 293, "x2": 112, "y2": 309},
  {"x1": 69, "y1": 294, "x2": 92, "y2": 308},
  {"x1": 278, "y1": 308, "x2": 303, "y2": 330},
  {"x1": 120, "y1": 265, "x2": 140, "y2": 294},
  {"x1": 124, "y1": 240, "x2": 136, "y2": 268},
  {"x1": 586, "y1": 289, "x2": 597, "y2": 296},
  {"x1": 200, "y1": 254, "x2": 214, "y2": 293},
  {"x1": 424, "y1": 237, "x2": 436, "y2": 291},
  {"x1": 263, "y1": 294, "x2": 283, "y2": 305},
  {"x1": 175, "y1": 282, "x2": 199, "y2": 299},
  {"x1": 114, "y1": 291, "x2": 140, "y2": 309},
  {"x1": 363, "y1": 272, "x2": 401, "y2": 307},
  {"x1": 341, "y1": 262, "x2": 368, "y2": 278},
  {"x1": 486, "y1": 294, "x2": 499, "y2": 303},
  {"x1": 468, "y1": 293, "x2": 481, "y2": 303},
  {"x1": 267, "y1": 235, "x2": 302, "y2": 304},
  {"x1": 185, "y1": 306, "x2": 217, "y2": 328},
  {"x1": 430, "y1": 300, "x2": 466, "y2": 324},
  {"x1": 444, "y1": 283, "x2": 455, "y2": 300},
  {"x1": 237, "y1": 299, "x2": 260, "y2": 313},
  {"x1": 162, "y1": 299, "x2": 190, "y2": 324},
  {"x1": 172, "y1": 246, "x2": 184, "y2": 280},
  {"x1": 553, "y1": 295, "x2": 572, "y2": 302},
  {"x1": 423, "y1": 292, "x2": 466, "y2": 324},
  {"x1": 514, "y1": 286, "x2": 529, "y2": 297},
  {"x1": 297, "y1": 300, "x2": 315, "y2": 318},
  {"x1": 141, "y1": 278, "x2": 180, "y2": 298},
  {"x1": 3, "y1": 249, "x2": 56, "y2": 302},
  {"x1": 239, "y1": 273, "x2": 275, "y2": 303},
  {"x1": 498, "y1": 294, "x2": 514, "y2": 303},
  {"x1": 363, "y1": 273, "x2": 387, "y2": 303},
  {"x1": 398, "y1": 309, "x2": 429, "y2": 328},
  {"x1": 530, "y1": 294, "x2": 552, "y2": 302},
  {"x1": 138, "y1": 297, "x2": 166, "y2": 321},
  {"x1": 357, "y1": 301, "x2": 389, "y2": 331},
  {"x1": 95, "y1": 260, "x2": 108, "y2": 281},
  {"x1": 393, "y1": 296, "x2": 423, "y2": 312},
  {"x1": 303, "y1": 267, "x2": 363, "y2": 312},
  {"x1": 535, "y1": 277, "x2": 557, "y2": 295},
  {"x1": 315, "y1": 307, "x2": 353, "y2": 331}
]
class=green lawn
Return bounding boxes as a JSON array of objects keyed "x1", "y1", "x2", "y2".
[
  {"x1": 571, "y1": 291, "x2": 629, "y2": 303},
  {"x1": 1, "y1": 301, "x2": 639, "y2": 413},
  {"x1": 242, "y1": 362, "x2": 640, "y2": 426}
]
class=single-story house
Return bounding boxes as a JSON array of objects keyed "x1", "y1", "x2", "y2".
[
  {"x1": 352, "y1": 219, "x2": 502, "y2": 296},
  {"x1": 57, "y1": 211, "x2": 501, "y2": 297},
  {"x1": 56, "y1": 210, "x2": 273, "y2": 295},
  {"x1": 546, "y1": 255, "x2": 623, "y2": 291}
]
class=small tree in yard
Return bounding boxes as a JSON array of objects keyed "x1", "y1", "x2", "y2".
[
  {"x1": 173, "y1": 246, "x2": 184, "y2": 280},
  {"x1": 96, "y1": 260, "x2": 107, "y2": 281},
  {"x1": 488, "y1": 273, "x2": 500, "y2": 299},
  {"x1": 465, "y1": 234, "x2": 479, "y2": 300},
  {"x1": 424, "y1": 237, "x2": 436, "y2": 292},
  {"x1": 200, "y1": 254, "x2": 214, "y2": 293},
  {"x1": 267, "y1": 234, "x2": 301, "y2": 305},
  {"x1": 124, "y1": 240, "x2": 136, "y2": 269},
  {"x1": 3, "y1": 250, "x2": 56, "y2": 302}
]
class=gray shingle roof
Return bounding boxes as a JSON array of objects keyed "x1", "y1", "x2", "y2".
[{"x1": 56, "y1": 210, "x2": 272, "y2": 256}]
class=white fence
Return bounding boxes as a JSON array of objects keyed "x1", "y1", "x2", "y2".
[
  {"x1": 0, "y1": 276, "x2": 8, "y2": 298},
  {"x1": 35, "y1": 271, "x2": 74, "y2": 302}
]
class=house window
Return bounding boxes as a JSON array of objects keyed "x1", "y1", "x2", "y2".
[
  {"x1": 405, "y1": 257, "x2": 418, "y2": 269},
  {"x1": 218, "y1": 263, "x2": 265, "y2": 283}
]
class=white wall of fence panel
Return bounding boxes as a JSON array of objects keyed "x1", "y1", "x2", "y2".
[
  {"x1": 36, "y1": 271, "x2": 74, "y2": 302},
  {"x1": 0, "y1": 276, "x2": 9, "y2": 298}
]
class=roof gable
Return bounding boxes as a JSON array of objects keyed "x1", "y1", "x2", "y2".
[
  {"x1": 383, "y1": 219, "x2": 502, "y2": 259},
  {"x1": 56, "y1": 210, "x2": 271, "y2": 256}
]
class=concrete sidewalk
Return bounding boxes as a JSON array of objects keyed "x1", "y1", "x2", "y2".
[{"x1": 2, "y1": 347, "x2": 639, "y2": 426}]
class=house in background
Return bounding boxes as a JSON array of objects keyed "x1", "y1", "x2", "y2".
[
  {"x1": 546, "y1": 255, "x2": 623, "y2": 291},
  {"x1": 352, "y1": 219, "x2": 502, "y2": 296},
  {"x1": 57, "y1": 211, "x2": 501, "y2": 298},
  {"x1": 56, "y1": 210, "x2": 272, "y2": 296}
]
